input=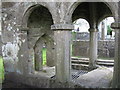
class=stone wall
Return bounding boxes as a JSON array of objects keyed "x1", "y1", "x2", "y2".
[
  {"x1": 0, "y1": 36, "x2": 2, "y2": 56},
  {"x1": 72, "y1": 40, "x2": 115, "y2": 58},
  {"x1": 1, "y1": 2, "x2": 55, "y2": 74},
  {"x1": 73, "y1": 32, "x2": 101, "y2": 40}
]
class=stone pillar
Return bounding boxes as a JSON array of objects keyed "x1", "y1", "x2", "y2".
[
  {"x1": 34, "y1": 39, "x2": 44, "y2": 71},
  {"x1": 111, "y1": 1, "x2": 120, "y2": 88},
  {"x1": 18, "y1": 28, "x2": 30, "y2": 74},
  {"x1": 101, "y1": 21, "x2": 105, "y2": 40},
  {"x1": 34, "y1": 44, "x2": 43, "y2": 71},
  {"x1": 46, "y1": 41, "x2": 55, "y2": 67},
  {"x1": 51, "y1": 24, "x2": 74, "y2": 83},
  {"x1": 88, "y1": 3, "x2": 98, "y2": 69},
  {"x1": 111, "y1": 22, "x2": 120, "y2": 88},
  {"x1": 89, "y1": 28, "x2": 98, "y2": 69},
  {"x1": 28, "y1": 48, "x2": 35, "y2": 73}
]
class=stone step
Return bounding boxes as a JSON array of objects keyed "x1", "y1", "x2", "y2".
[
  {"x1": 71, "y1": 57, "x2": 114, "y2": 63},
  {"x1": 71, "y1": 60, "x2": 89, "y2": 64},
  {"x1": 71, "y1": 57, "x2": 114, "y2": 67},
  {"x1": 71, "y1": 63, "x2": 89, "y2": 70},
  {"x1": 72, "y1": 57, "x2": 114, "y2": 63},
  {"x1": 72, "y1": 57, "x2": 89, "y2": 61},
  {"x1": 96, "y1": 62, "x2": 114, "y2": 66},
  {"x1": 71, "y1": 60, "x2": 114, "y2": 67},
  {"x1": 97, "y1": 59, "x2": 114, "y2": 63},
  {"x1": 72, "y1": 63, "x2": 89, "y2": 67},
  {"x1": 71, "y1": 59, "x2": 114, "y2": 65}
]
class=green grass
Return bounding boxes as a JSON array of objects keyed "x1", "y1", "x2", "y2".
[
  {"x1": 71, "y1": 31, "x2": 77, "y2": 40},
  {"x1": 0, "y1": 56, "x2": 4, "y2": 83},
  {"x1": 42, "y1": 48, "x2": 47, "y2": 66}
]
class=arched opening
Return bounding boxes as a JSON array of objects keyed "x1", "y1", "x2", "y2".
[
  {"x1": 27, "y1": 5, "x2": 53, "y2": 28},
  {"x1": 71, "y1": 18, "x2": 90, "y2": 59},
  {"x1": 71, "y1": 2, "x2": 115, "y2": 88},
  {"x1": 26, "y1": 5, "x2": 55, "y2": 76},
  {"x1": 72, "y1": 18, "x2": 90, "y2": 40},
  {"x1": 33, "y1": 34, "x2": 55, "y2": 71},
  {"x1": 98, "y1": 17, "x2": 115, "y2": 40},
  {"x1": 98, "y1": 17, "x2": 115, "y2": 60}
]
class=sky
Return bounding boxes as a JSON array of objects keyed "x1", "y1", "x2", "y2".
[
  {"x1": 73, "y1": 17, "x2": 114, "y2": 33},
  {"x1": 73, "y1": 19, "x2": 90, "y2": 32}
]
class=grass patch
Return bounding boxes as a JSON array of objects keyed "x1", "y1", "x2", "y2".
[
  {"x1": 0, "y1": 56, "x2": 4, "y2": 83},
  {"x1": 42, "y1": 48, "x2": 47, "y2": 66}
]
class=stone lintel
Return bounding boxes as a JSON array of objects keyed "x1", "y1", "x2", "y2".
[
  {"x1": 20, "y1": 27, "x2": 29, "y2": 31},
  {"x1": 111, "y1": 22, "x2": 120, "y2": 29},
  {"x1": 15, "y1": 25, "x2": 29, "y2": 31},
  {"x1": 88, "y1": 28, "x2": 98, "y2": 32},
  {"x1": 51, "y1": 24, "x2": 74, "y2": 31}
]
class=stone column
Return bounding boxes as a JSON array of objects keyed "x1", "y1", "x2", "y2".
[
  {"x1": 111, "y1": 22, "x2": 120, "y2": 88},
  {"x1": 34, "y1": 39, "x2": 44, "y2": 71},
  {"x1": 89, "y1": 28, "x2": 98, "y2": 69},
  {"x1": 46, "y1": 41, "x2": 55, "y2": 67},
  {"x1": 28, "y1": 48, "x2": 35, "y2": 73},
  {"x1": 101, "y1": 21, "x2": 105, "y2": 40},
  {"x1": 34, "y1": 44, "x2": 43, "y2": 71},
  {"x1": 88, "y1": 3, "x2": 98, "y2": 69},
  {"x1": 18, "y1": 28, "x2": 30, "y2": 74},
  {"x1": 51, "y1": 24, "x2": 74, "y2": 83},
  {"x1": 111, "y1": 1, "x2": 120, "y2": 88}
]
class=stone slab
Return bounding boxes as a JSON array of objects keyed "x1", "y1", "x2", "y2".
[{"x1": 75, "y1": 67, "x2": 113, "y2": 88}]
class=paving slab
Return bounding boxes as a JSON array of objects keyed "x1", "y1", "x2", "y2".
[{"x1": 75, "y1": 67, "x2": 113, "y2": 88}]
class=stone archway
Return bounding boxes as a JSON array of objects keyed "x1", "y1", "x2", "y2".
[
  {"x1": 33, "y1": 34, "x2": 55, "y2": 71},
  {"x1": 27, "y1": 5, "x2": 54, "y2": 72},
  {"x1": 66, "y1": 1, "x2": 116, "y2": 23},
  {"x1": 68, "y1": 1, "x2": 118, "y2": 88},
  {"x1": 18, "y1": 4, "x2": 54, "y2": 74},
  {"x1": 71, "y1": 2, "x2": 115, "y2": 69}
]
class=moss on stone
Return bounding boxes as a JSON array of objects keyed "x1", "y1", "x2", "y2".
[{"x1": 0, "y1": 56, "x2": 4, "y2": 83}]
